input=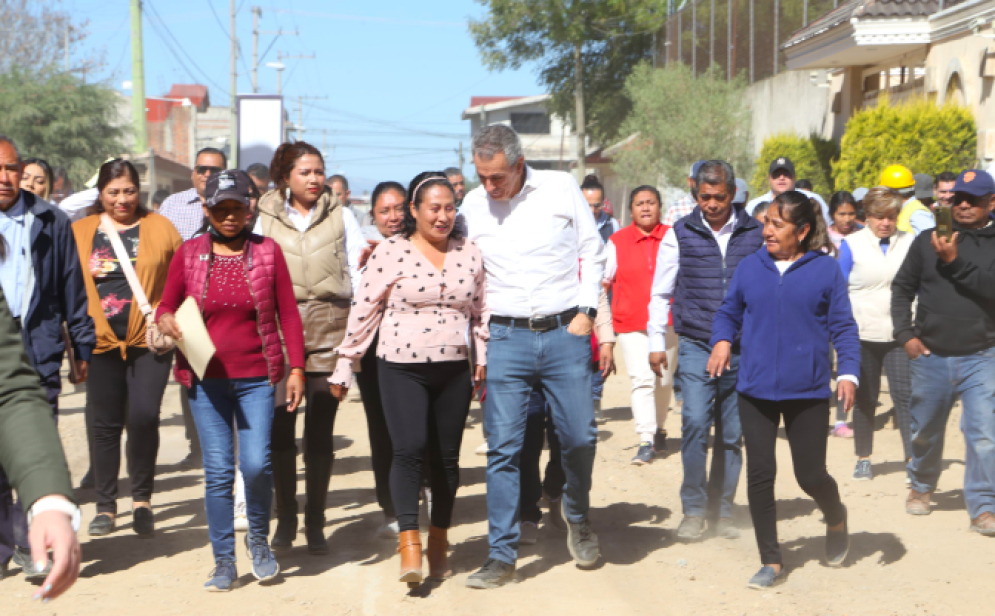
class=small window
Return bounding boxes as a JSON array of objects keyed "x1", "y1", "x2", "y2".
[{"x1": 510, "y1": 112, "x2": 550, "y2": 135}]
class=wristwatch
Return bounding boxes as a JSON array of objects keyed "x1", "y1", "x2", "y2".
[
  {"x1": 27, "y1": 496, "x2": 81, "y2": 533},
  {"x1": 577, "y1": 306, "x2": 598, "y2": 319}
]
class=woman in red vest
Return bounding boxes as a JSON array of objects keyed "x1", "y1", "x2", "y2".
[
  {"x1": 156, "y1": 170, "x2": 306, "y2": 592},
  {"x1": 604, "y1": 186, "x2": 677, "y2": 466}
]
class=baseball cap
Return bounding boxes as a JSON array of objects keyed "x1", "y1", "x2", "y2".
[
  {"x1": 733, "y1": 178, "x2": 748, "y2": 205},
  {"x1": 768, "y1": 157, "x2": 795, "y2": 176},
  {"x1": 953, "y1": 169, "x2": 995, "y2": 197},
  {"x1": 914, "y1": 173, "x2": 933, "y2": 200},
  {"x1": 852, "y1": 187, "x2": 869, "y2": 202},
  {"x1": 689, "y1": 160, "x2": 707, "y2": 179},
  {"x1": 205, "y1": 169, "x2": 253, "y2": 207}
]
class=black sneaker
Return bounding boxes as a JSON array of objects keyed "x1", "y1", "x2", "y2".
[
  {"x1": 747, "y1": 565, "x2": 784, "y2": 589},
  {"x1": 562, "y1": 500, "x2": 599, "y2": 567},
  {"x1": 465, "y1": 558, "x2": 516, "y2": 589},
  {"x1": 852, "y1": 459, "x2": 872, "y2": 481},
  {"x1": 88, "y1": 514, "x2": 115, "y2": 536},
  {"x1": 676, "y1": 515, "x2": 705, "y2": 541},
  {"x1": 630, "y1": 442, "x2": 655, "y2": 466},
  {"x1": 12, "y1": 547, "x2": 50, "y2": 580},
  {"x1": 134, "y1": 507, "x2": 155, "y2": 537},
  {"x1": 653, "y1": 430, "x2": 668, "y2": 453},
  {"x1": 826, "y1": 505, "x2": 849, "y2": 567}
]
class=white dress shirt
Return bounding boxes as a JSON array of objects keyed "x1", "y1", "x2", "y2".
[
  {"x1": 58, "y1": 187, "x2": 99, "y2": 223},
  {"x1": 461, "y1": 166, "x2": 605, "y2": 318},
  {"x1": 646, "y1": 211, "x2": 737, "y2": 353},
  {"x1": 746, "y1": 188, "x2": 831, "y2": 227},
  {"x1": 252, "y1": 199, "x2": 366, "y2": 294}
]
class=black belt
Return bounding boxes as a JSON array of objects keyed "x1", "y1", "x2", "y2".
[
  {"x1": 490, "y1": 308, "x2": 578, "y2": 333},
  {"x1": 12, "y1": 316, "x2": 21, "y2": 332}
]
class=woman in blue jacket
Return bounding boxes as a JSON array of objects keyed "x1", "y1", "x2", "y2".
[{"x1": 707, "y1": 190, "x2": 861, "y2": 589}]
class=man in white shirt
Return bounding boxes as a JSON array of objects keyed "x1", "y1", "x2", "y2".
[
  {"x1": 460, "y1": 124, "x2": 605, "y2": 588},
  {"x1": 647, "y1": 160, "x2": 764, "y2": 542},
  {"x1": 746, "y1": 157, "x2": 831, "y2": 226}
]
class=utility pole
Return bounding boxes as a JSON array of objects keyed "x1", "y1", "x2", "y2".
[
  {"x1": 251, "y1": 7, "x2": 297, "y2": 94},
  {"x1": 276, "y1": 51, "x2": 315, "y2": 96},
  {"x1": 573, "y1": 42, "x2": 586, "y2": 181},
  {"x1": 295, "y1": 94, "x2": 327, "y2": 139},
  {"x1": 129, "y1": 0, "x2": 148, "y2": 153},
  {"x1": 229, "y1": 0, "x2": 238, "y2": 168},
  {"x1": 458, "y1": 142, "x2": 464, "y2": 170}
]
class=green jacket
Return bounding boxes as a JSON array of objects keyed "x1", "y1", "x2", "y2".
[{"x1": 0, "y1": 284, "x2": 74, "y2": 511}]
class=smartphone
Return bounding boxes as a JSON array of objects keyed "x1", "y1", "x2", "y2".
[{"x1": 934, "y1": 205, "x2": 953, "y2": 239}]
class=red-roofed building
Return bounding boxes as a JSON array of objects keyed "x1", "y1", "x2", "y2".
[
  {"x1": 166, "y1": 84, "x2": 210, "y2": 111},
  {"x1": 131, "y1": 84, "x2": 233, "y2": 169}
]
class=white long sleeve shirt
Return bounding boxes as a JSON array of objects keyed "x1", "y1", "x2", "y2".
[
  {"x1": 461, "y1": 166, "x2": 605, "y2": 318},
  {"x1": 646, "y1": 213, "x2": 737, "y2": 352}
]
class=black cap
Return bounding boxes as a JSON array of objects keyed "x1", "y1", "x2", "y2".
[
  {"x1": 205, "y1": 169, "x2": 253, "y2": 208},
  {"x1": 768, "y1": 157, "x2": 795, "y2": 176}
]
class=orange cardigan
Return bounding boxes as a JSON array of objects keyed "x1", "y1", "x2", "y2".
[{"x1": 72, "y1": 213, "x2": 182, "y2": 358}]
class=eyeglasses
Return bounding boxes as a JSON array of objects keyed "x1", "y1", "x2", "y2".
[{"x1": 195, "y1": 165, "x2": 223, "y2": 176}]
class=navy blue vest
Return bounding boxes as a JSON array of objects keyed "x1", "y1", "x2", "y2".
[{"x1": 672, "y1": 206, "x2": 764, "y2": 341}]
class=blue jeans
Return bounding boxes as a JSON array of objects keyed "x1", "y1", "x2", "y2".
[
  {"x1": 678, "y1": 336, "x2": 743, "y2": 518},
  {"x1": 591, "y1": 364, "x2": 604, "y2": 400},
  {"x1": 908, "y1": 350, "x2": 995, "y2": 519},
  {"x1": 485, "y1": 321, "x2": 596, "y2": 565},
  {"x1": 188, "y1": 377, "x2": 275, "y2": 563}
]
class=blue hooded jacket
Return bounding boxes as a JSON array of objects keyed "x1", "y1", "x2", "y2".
[{"x1": 710, "y1": 248, "x2": 860, "y2": 400}]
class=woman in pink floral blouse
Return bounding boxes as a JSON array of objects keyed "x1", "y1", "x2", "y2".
[{"x1": 329, "y1": 171, "x2": 488, "y2": 588}]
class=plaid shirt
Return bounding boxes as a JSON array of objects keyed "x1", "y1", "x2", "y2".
[
  {"x1": 663, "y1": 192, "x2": 695, "y2": 226},
  {"x1": 158, "y1": 188, "x2": 204, "y2": 240}
]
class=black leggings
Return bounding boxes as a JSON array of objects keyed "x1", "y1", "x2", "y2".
[
  {"x1": 86, "y1": 348, "x2": 173, "y2": 514},
  {"x1": 854, "y1": 341, "x2": 913, "y2": 460},
  {"x1": 738, "y1": 394, "x2": 845, "y2": 565},
  {"x1": 520, "y1": 387, "x2": 565, "y2": 524},
  {"x1": 271, "y1": 373, "x2": 339, "y2": 454},
  {"x1": 356, "y1": 340, "x2": 395, "y2": 517},
  {"x1": 378, "y1": 359, "x2": 472, "y2": 532}
]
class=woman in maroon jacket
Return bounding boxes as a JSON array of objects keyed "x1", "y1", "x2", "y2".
[{"x1": 156, "y1": 170, "x2": 305, "y2": 592}]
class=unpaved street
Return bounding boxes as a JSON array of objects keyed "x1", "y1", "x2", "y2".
[{"x1": 2, "y1": 353, "x2": 990, "y2": 615}]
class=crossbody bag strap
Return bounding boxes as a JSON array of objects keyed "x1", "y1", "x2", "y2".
[{"x1": 99, "y1": 213, "x2": 152, "y2": 317}]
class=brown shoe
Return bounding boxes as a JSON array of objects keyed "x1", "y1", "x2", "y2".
[
  {"x1": 398, "y1": 530, "x2": 423, "y2": 587},
  {"x1": 906, "y1": 489, "x2": 933, "y2": 516},
  {"x1": 425, "y1": 526, "x2": 452, "y2": 579},
  {"x1": 971, "y1": 512, "x2": 995, "y2": 536}
]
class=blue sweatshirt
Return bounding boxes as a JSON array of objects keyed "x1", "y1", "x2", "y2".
[{"x1": 710, "y1": 248, "x2": 860, "y2": 401}]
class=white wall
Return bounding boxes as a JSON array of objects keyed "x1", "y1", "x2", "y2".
[{"x1": 744, "y1": 69, "x2": 836, "y2": 153}]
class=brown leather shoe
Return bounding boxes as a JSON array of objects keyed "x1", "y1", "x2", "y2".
[
  {"x1": 971, "y1": 512, "x2": 995, "y2": 536},
  {"x1": 906, "y1": 489, "x2": 933, "y2": 516},
  {"x1": 398, "y1": 530, "x2": 423, "y2": 587},
  {"x1": 425, "y1": 526, "x2": 452, "y2": 579}
]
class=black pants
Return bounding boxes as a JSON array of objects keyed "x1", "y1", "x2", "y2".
[
  {"x1": 379, "y1": 359, "x2": 472, "y2": 532},
  {"x1": 86, "y1": 348, "x2": 173, "y2": 514},
  {"x1": 356, "y1": 339, "x2": 395, "y2": 517},
  {"x1": 271, "y1": 373, "x2": 339, "y2": 454},
  {"x1": 738, "y1": 394, "x2": 845, "y2": 565},
  {"x1": 854, "y1": 341, "x2": 913, "y2": 460},
  {"x1": 520, "y1": 387, "x2": 565, "y2": 524}
]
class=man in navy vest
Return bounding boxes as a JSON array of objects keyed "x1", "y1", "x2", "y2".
[{"x1": 647, "y1": 160, "x2": 764, "y2": 541}]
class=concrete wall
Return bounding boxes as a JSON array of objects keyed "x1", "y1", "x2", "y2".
[
  {"x1": 744, "y1": 69, "x2": 836, "y2": 153},
  {"x1": 926, "y1": 31, "x2": 995, "y2": 163}
]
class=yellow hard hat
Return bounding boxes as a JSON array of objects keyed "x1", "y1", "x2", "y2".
[{"x1": 879, "y1": 165, "x2": 915, "y2": 190}]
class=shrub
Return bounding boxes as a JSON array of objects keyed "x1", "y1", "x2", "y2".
[
  {"x1": 751, "y1": 132, "x2": 837, "y2": 199},
  {"x1": 833, "y1": 97, "x2": 976, "y2": 191}
]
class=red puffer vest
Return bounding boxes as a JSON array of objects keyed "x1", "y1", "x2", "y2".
[{"x1": 173, "y1": 233, "x2": 285, "y2": 388}]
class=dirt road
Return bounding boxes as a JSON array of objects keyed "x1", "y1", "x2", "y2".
[{"x1": 2, "y1": 353, "x2": 990, "y2": 615}]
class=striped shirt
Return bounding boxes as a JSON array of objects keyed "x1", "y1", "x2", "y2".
[{"x1": 158, "y1": 188, "x2": 203, "y2": 240}]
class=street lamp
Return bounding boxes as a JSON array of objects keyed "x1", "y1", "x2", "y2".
[{"x1": 265, "y1": 61, "x2": 286, "y2": 95}]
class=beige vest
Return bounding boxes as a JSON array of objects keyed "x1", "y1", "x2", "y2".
[
  {"x1": 257, "y1": 187, "x2": 351, "y2": 302},
  {"x1": 847, "y1": 226, "x2": 914, "y2": 342}
]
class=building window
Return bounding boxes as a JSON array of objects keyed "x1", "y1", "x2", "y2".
[{"x1": 510, "y1": 112, "x2": 550, "y2": 135}]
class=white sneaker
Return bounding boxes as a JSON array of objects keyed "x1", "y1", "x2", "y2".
[
  {"x1": 234, "y1": 502, "x2": 248, "y2": 532},
  {"x1": 476, "y1": 442, "x2": 488, "y2": 456},
  {"x1": 520, "y1": 521, "x2": 539, "y2": 545},
  {"x1": 377, "y1": 515, "x2": 399, "y2": 539}
]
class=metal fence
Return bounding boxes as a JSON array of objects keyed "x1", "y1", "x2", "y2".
[{"x1": 659, "y1": 0, "x2": 841, "y2": 83}]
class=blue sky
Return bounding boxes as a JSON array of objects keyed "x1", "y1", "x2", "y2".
[{"x1": 72, "y1": 0, "x2": 544, "y2": 194}]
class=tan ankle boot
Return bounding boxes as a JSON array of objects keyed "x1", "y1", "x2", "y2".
[
  {"x1": 425, "y1": 526, "x2": 451, "y2": 579},
  {"x1": 398, "y1": 530, "x2": 423, "y2": 587}
]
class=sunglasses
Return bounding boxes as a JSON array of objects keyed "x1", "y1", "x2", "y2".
[
  {"x1": 955, "y1": 192, "x2": 992, "y2": 208},
  {"x1": 195, "y1": 165, "x2": 224, "y2": 176}
]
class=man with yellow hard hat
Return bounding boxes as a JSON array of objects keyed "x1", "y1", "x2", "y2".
[{"x1": 880, "y1": 165, "x2": 935, "y2": 236}]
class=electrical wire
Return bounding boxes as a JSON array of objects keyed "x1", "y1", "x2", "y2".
[{"x1": 144, "y1": 0, "x2": 231, "y2": 96}]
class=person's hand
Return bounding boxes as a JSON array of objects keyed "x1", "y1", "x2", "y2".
[
  {"x1": 157, "y1": 312, "x2": 182, "y2": 340},
  {"x1": 931, "y1": 231, "x2": 959, "y2": 264},
  {"x1": 473, "y1": 365, "x2": 487, "y2": 397},
  {"x1": 28, "y1": 500, "x2": 80, "y2": 603},
  {"x1": 358, "y1": 240, "x2": 379, "y2": 269},
  {"x1": 838, "y1": 379, "x2": 857, "y2": 413},
  {"x1": 707, "y1": 341, "x2": 732, "y2": 378},
  {"x1": 649, "y1": 351, "x2": 668, "y2": 377},
  {"x1": 286, "y1": 370, "x2": 304, "y2": 411},
  {"x1": 599, "y1": 343, "x2": 616, "y2": 377},
  {"x1": 567, "y1": 313, "x2": 593, "y2": 336},
  {"x1": 329, "y1": 382, "x2": 347, "y2": 401},
  {"x1": 904, "y1": 337, "x2": 930, "y2": 360},
  {"x1": 73, "y1": 360, "x2": 88, "y2": 384}
]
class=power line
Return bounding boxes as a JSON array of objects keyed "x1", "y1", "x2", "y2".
[
  {"x1": 302, "y1": 102, "x2": 465, "y2": 139},
  {"x1": 255, "y1": 8, "x2": 463, "y2": 28},
  {"x1": 144, "y1": 0, "x2": 231, "y2": 96}
]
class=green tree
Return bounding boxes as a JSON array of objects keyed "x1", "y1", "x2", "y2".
[
  {"x1": 833, "y1": 97, "x2": 976, "y2": 191},
  {"x1": 1, "y1": 0, "x2": 105, "y2": 75},
  {"x1": 0, "y1": 68, "x2": 125, "y2": 187},
  {"x1": 610, "y1": 62, "x2": 753, "y2": 188},
  {"x1": 469, "y1": 0, "x2": 665, "y2": 163},
  {"x1": 751, "y1": 132, "x2": 837, "y2": 198}
]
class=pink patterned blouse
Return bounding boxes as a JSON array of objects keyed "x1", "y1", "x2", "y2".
[{"x1": 329, "y1": 235, "x2": 489, "y2": 389}]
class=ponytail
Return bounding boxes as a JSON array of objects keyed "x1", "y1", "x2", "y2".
[{"x1": 772, "y1": 190, "x2": 835, "y2": 256}]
